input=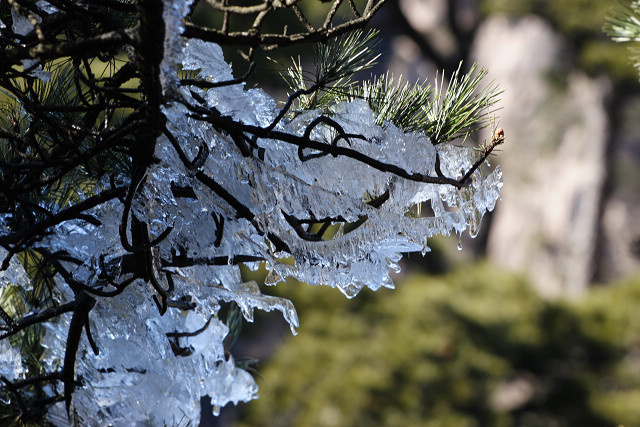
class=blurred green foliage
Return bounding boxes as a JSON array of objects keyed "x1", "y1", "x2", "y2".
[
  {"x1": 239, "y1": 262, "x2": 640, "y2": 427},
  {"x1": 481, "y1": 0, "x2": 610, "y2": 33},
  {"x1": 481, "y1": 0, "x2": 639, "y2": 83}
]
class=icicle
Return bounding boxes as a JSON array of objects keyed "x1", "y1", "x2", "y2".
[{"x1": 31, "y1": 14, "x2": 503, "y2": 424}]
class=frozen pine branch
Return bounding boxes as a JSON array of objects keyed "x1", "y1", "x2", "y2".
[{"x1": 0, "y1": 0, "x2": 504, "y2": 424}]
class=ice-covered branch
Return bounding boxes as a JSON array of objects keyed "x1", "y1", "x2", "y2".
[{"x1": 0, "y1": 0, "x2": 503, "y2": 424}]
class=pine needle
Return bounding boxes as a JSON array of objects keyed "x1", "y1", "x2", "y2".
[
  {"x1": 425, "y1": 62, "x2": 502, "y2": 145},
  {"x1": 282, "y1": 29, "x2": 380, "y2": 112},
  {"x1": 357, "y1": 72, "x2": 434, "y2": 132},
  {"x1": 353, "y1": 62, "x2": 501, "y2": 144},
  {"x1": 604, "y1": 0, "x2": 640, "y2": 72},
  {"x1": 604, "y1": 0, "x2": 640, "y2": 42}
]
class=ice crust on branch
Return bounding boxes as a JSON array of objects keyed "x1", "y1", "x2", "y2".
[
  {"x1": 42, "y1": 280, "x2": 258, "y2": 424},
  {"x1": 0, "y1": 252, "x2": 27, "y2": 382},
  {"x1": 48, "y1": 34, "x2": 499, "y2": 427},
  {"x1": 0, "y1": 1, "x2": 501, "y2": 424}
]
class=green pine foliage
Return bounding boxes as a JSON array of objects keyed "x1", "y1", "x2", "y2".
[
  {"x1": 358, "y1": 73, "x2": 434, "y2": 132},
  {"x1": 238, "y1": 4, "x2": 640, "y2": 426},
  {"x1": 282, "y1": 32, "x2": 500, "y2": 146},
  {"x1": 352, "y1": 63, "x2": 501, "y2": 146},
  {"x1": 605, "y1": 0, "x2": 640, "y2": 74},
  {"x1": 238, "y1": 263, "x2": 640, "y2": 427},
  {"x1": 604, "y1": 0, "x2": 640, "y2": 42},
  {"x1": 421, "y1": 63, "x2": 501, "y2": 145},
  {"x1": 281, "y1": 30, "x2": 380, "y2": 112}
]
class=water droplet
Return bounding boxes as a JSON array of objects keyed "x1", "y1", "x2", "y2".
[{"x1": 469, "y1": 223, "x2": 479, "y2": 239}]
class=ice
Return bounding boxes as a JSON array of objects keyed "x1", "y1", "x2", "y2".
[
  {"x1": 0, "y1": 2, "x2": 502, "y2": 423},
  {"x1": 160, "y1": 0, "x2": 194, "y2": 93},
  {"x1": 158, "y1": 81, "x2": 494, "y2": 306},
  {"x1": 43, "y1": 283, "x2": 258, "y2": 426},
  {"x1": 0, "y1": 248, "x2": 30, "y2": 290},
  {"x1": 36, "y1": 1, "x2": 58, "y2": 14},
  {"x1": 11, "y1": 8, "x2": 33, "y2": 36},
  {"x1": 9, "y1": 8, "x2": 52, "y2": 80},
  {"x1": 158, "y1": 46, "x2": 501, "y2": 305},
  {"x1": 22, "y1": 59, "x2": 52, "y2": 81},
  {"x1": 0, "y1": 339, "x2": 25, "y2": 380},
  {"x1": 41, "y1": 199, "x2": 127, "y2": 291},
  {"x1": 182, "y1": 39, "x2": 234, "y2": 83},
  {"x1": 169, "y1": 266, "x2": 299, "y2": 334},
  {"x1": 41, "y1": 309, "x2": 73, "y2": 374}
]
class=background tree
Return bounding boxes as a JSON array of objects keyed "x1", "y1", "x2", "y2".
[
  {"x1": 231, "y1": 2, "x2": 640, "y2": 426},
  {"x1": 0, "y1": 0, "x2": 503, "y2": 424},
  {"x1": 238, "y1": 265, "x2": 640, "y2": 427}
]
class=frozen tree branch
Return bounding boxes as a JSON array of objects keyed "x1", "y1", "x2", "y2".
[{"x1": 0, "y1": 0, "x2": 503, "y2": 424}]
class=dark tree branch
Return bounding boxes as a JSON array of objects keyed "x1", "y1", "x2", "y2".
[
  {"x1": 188, "y1": 108, "x2": 465, "y2": 188},
  {"x1": 0, "y1": 302, "x2": 75, "y2": 340},
  {"x1": 63, "y1": 292, "x2": 95, "y2": 412},
  {"x1": 0, "y1": 0, "x2": 498, "y2": 421},
  {"x1": 0, "y1": 28, "x2": 135, "y2": 65},
  {"x1": 163, "y1": 254, "x2": 264, "y2": 268},
  {"x1": 180, "y1": 62, "x2": 256, "y2": 89},
  {"x1": 166, "y1": 315, "x2": 214, "y2": 338},
  {"x1": 183, "y1": 0, "x2": 387, "y2": 50}
]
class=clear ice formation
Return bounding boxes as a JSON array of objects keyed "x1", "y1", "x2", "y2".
[
  {"x1": 0, "y1": 253, "x2": 28, "y2": 382},
  {"x1": 10, "y1": 5, "x2": 52, "y2": 81},
  {"x1": 0, "y1": 0, "x2": 502, "y2": 425}
]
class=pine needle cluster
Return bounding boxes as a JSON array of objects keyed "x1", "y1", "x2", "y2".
[
  {"x1": 282, "y1": 31, "x2": 501, "y2": 145},
  {"x1": 605, "y1": 0, "x2": 640, "y2": 71}
]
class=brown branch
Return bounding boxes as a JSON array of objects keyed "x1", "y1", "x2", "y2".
[
  {"x1": 202, "y1": 0, "x2": 303, "y2": 14},
  {"x1": 0, "y1": 307, "x2": 16, "y2": 328},
  {"x1": 459, "y1": 127, "x2": 505, "y2": 183},
  {"x1": 282, "y1": 211, "x2": 324, "y2": 242},
  {"x1": 183, "y1": 0, "x2": 387, "y2": 50},
  {"x1": 2, "y1": 371, "x2": 63, "y2": 390},
  {"x1": 195, "y1": 171, "x2": 255, "y2": 220},
  {"x1": 89, "y1": 0, "x2": 138, "y2": 13},
  {"x1": 322, "y1": 0, "x2": 344, "y2": 30},
  {"x1": 163, "y1": 254, "x2": 264, "y2": 268},
  {"x1": 292, "y1": 4, "x2": 315, "y2": 32}
]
